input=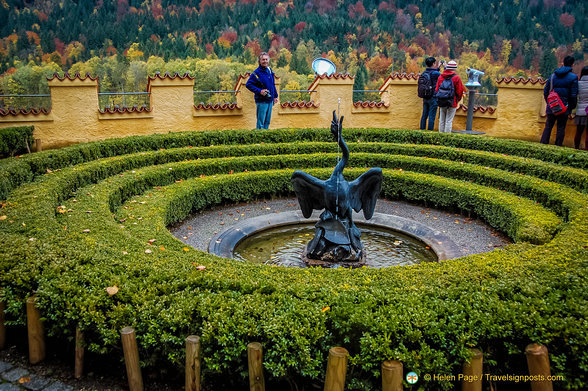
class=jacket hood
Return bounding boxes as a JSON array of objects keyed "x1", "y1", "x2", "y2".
[
  {"x1": 554, "y1": 66, "x2": 573, "y2": 77},
  {"x1": 441, "y1": 70, "x2": 456, "y2": 77}
]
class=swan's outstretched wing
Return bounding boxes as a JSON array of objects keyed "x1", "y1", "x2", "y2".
[
  {"x1": 349, "y1": 168, "x2": 383, "y2": 219},
  {"x1": 291, "y1": 171, "x2": 326, "y2": 218}
]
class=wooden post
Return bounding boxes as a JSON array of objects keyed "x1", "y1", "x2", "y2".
[
  {"x1": 35, "y1": 139, "x2": 42, "y2": 152},
  {"x1": 185, "y1": 335, "x2": 201, "y2": 391},
  {"x1": 382, "y1": 360, "x2": 403, "y2": 391},
  {"x1": 247, "y1": 342, "x2": 265, "y2": 391},
  {"x1": 26, "y1": 296, "x2": 45, "y2": 364},
  {"x1": 0, "y1": 301, "x2": 6, "y2": 349},
  {"x1": 525, "y1": 343, "x2": 553, "y2": 391},
  {"x1": 75, "y1": 328, "x2": 84, "y2": 379},
  {"x1": 324, "y1": 347, "x2": 348, "y2": 391},
  {"x1": 121, "y1": 327, "x2": 143, "y2": 391},
  {"x1": 461, "y1": 348, "x2": 483, "y2": 391}
]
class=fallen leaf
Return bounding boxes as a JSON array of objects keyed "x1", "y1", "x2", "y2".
[
  {"x1": 122, "y1": 251, "x2": 128, "y2": 255},
  {"x1": 183, "y1": 247, "x2": 190, "y2": 251},
  {"x1": 106, "y1": 286, "x2": 119, "y2": 296},
  {"x1": 82, "y1": 229, "x2": 90, "y2": 233},
  {"x1": 160, "y1": 246, "x2": 165, "y2": 250},
  {"x1": 18, "y1": 376, "x2": 31, "y2": 384},
  {"x1": 148, "y1": 239, "x2": 156, "y2": 244},
  {"x1": 322, "y1": 306, "x2": 330, "y2": 312},
  {"x1": 196, "y1": 265, "x2": 206, "y2": 271},
  {"x1": 0, "y1": 215, "x2": 6, "y2": 220},
  {"x1": 145, "y1": 249, "x2": 152, "y2": 254}
]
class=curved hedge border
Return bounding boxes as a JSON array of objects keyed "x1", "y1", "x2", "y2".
[{"x1": 0, "y1": 129, "x2": 587, "y2": 390}]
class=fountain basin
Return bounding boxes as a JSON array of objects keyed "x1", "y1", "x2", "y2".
[{"x1": 209, "y1": 210, "x2": 462, "y2": 267}]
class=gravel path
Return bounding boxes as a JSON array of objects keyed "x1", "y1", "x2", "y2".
[{"x1": 171, "y1": 197, "x2": 511, "y2": 258}]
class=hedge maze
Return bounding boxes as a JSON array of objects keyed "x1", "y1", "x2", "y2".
[{"x1": 0, "y1": 128, "x2": 587, "y2": 390}]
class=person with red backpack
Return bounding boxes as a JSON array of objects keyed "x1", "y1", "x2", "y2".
[
  {"x1": 434, "y1": 60, "x2": 466, "y2": 133},
  {"x1": 540, "y1": 56, "x2": 579, "y2": 146}
]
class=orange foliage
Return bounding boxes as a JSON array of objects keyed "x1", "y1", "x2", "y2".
[
  {"x1": 26, "y1": 31, "x2": 41, "y2": 46},
  {"x1": 152, "y1": 0, "x2": 163, "y2": 19},
  {"x1": 367, "y1": 55, "x2": 392, "y2": 79},
  {"x1": 294, "y1": 21, "x2": 306, "y2": 33},
  {"x1": 218, "y1": 30, "x2": 238, "y2": 49},
  {"x1": 270, "y1": 34, "x2": 290, "y2": 50},
  {"x1": 106, "y1": 46, "x2": 118, "y2": 56},
  {"x1": 275, "y1": 2, "x2": 289, "y2": 16},
  {"x1": 37, "y1": 11, "x2": 48, "y2": 22},
  {"x1": 244, "y1": 40, "x2": 262, "y2": 58}
]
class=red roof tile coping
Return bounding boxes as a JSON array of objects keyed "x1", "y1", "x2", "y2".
[
  {"x1": 458, "y1": 104, "x2": 496, "y2": 114},
  {"x1": 280, "y1": 101, "x2": 320, "y2": 109},
  {"x1": 194, "y1": 103, "x2": 241, "y2": 111},
  {"x1": 99, "y1": 106, "x2": 152, "y2": 114},
  {"x1": 313, "y1": 73, "x2": 354, "y2": 80},
  {"x1": 0, "y1": 107, "x2": 51, "y2": 116},
  {"x1": 496, "y1": 77, "x2": 546, "y2": 85},
  {"x1": 352, "y1": 101, "x2": 389, "y2": 108},
  {"x1": 382, "y1": 73, "x2": 419, "y2": 83},
  {"x1": 148, "y1": 71, "x2": 194, "y2": 81},
  {"x1": 47, "y1": 72, "x2": 98, "y2": 81}
]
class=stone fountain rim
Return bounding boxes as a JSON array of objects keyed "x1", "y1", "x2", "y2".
[{"x1": 208, "y1": 210, "x2": 462, "y2": 263}]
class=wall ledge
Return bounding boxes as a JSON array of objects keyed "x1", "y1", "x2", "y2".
[
  {"x1": 0, "y1": 108, "x2": 54, "y2": 122},
  {"x1": 193, "y1": 104, "x2": 243, "y2": 117},
  {"x1": 455, "y1": 104, "x2": 498, "y2": 119},
  {"x1": 351, "y1": 101, "x2": 390, "y2": 114}
]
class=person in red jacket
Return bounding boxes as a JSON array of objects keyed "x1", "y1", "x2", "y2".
[{"x1": 434, "y1": 60, "x2": 466, "y2": 133}]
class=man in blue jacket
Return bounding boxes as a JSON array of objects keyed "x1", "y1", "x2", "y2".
[
  {"x1": 246, "y1": 52, "x2": 279, "y2": 129},
  {"x1": 541, "y1": 56, "x2": 578, "y2": 146}
]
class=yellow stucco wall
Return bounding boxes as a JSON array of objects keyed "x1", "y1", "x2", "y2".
[{"x1": 0, "y1": 72, "x2": 579, "y2": 149}]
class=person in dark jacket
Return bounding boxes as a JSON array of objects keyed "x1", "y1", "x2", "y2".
[
  {"x1": 540, "y1": 55, "x2": 579, "y2": 146},
  {"x1": 245, "y1": 52, "x2": 279, "y2": 129},
  {"x1": 419, "y1": 57, "x2": 442, "y2": 130}
]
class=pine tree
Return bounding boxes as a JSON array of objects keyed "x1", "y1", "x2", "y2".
[
  {"x1": 353, "y1": 62, "x2": 368, "y2": 102},
  {"x1": 539, "y1": 50, "x2": 557, "y2": 79}
]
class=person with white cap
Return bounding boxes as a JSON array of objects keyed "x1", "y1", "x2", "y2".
[{"x1": 434, "y1": 60, "x2": 466, "y2": 133}]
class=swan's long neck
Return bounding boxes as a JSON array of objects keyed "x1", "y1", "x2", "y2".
[{"x1": 332, "y1": 133, "x2": 349, "y2": 178}]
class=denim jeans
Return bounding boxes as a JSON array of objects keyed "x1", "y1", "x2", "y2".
[
  {"x1": 256, "y1": 101, "x2": 273, "y2": 129},
  {"x1": 420, "y1": 98, "x2": 438, "y2": 130},
  {"x1": 541, "y1": 114, "x2": 568, "y2": 146}
]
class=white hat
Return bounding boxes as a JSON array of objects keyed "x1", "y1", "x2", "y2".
[{"x1": 446, "y1": 60, "x2": 458, "y2": 70}]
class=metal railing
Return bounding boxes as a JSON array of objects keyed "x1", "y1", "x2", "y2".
[
  {"x1": 352, "y1": 90, "x2": 382, "y2": 102},
  {"x1": 98, "y1": 92, "x2": 150, "y2": 111},
  {"x1": 194, "y1": 90, "x2": 238, "y2": 106},
  {"x1": 463, "y1": 92, "x2": 498, "y2": 108},
  {"x1": 0, "y1": 94, "x2": 52, "y2": 111},
  {"x1": 280, "y1": 90, "x2": 317, "y2": 102}
]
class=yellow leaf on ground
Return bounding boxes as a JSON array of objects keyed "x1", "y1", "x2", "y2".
[{"x1": 106, "y1": 286, "x2": 119, "y2": 296}]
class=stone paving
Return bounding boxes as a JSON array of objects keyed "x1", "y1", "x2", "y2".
[{"x1": 0, "y1": 361, "x2": 76, "y2": 391}]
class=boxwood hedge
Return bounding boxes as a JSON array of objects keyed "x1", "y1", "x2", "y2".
[{"x1": 0, "y1": 128, "x2": 587, "y2": 390}]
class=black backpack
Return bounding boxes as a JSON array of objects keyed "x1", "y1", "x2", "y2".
[
  {"x1": 417, "y1": 71, "x2": 434, "y2": 99},
  {"x1": 435, "y1": 74, "x2": 455, "y2": 107}
]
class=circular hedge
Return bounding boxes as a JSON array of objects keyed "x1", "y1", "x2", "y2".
[{"x1": 0, "y1": 128, "x2": 587, "y2": 390}]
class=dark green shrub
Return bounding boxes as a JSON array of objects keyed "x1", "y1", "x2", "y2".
[{"x1": 0, "y1": 126, "x2": 34, "y2": 158}]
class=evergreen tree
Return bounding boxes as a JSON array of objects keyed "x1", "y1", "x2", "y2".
[
  {"x1": 539, "y1": 50, "x2": 558, "y2": 79},
  {"x1": 353, "y1": 62, "x2": 368, "y2": 102}
]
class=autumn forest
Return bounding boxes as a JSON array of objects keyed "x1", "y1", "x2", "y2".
[{"x1": 0, "y1": 0, "x2": 586, "y2": 104}]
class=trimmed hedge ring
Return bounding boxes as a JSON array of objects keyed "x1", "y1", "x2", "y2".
[{"x1": 0, "y1": 128, "x2": 587, "y2": 390}]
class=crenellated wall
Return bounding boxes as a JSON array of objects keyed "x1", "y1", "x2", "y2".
[{"x1": 0, "y1": 72, "x2": 577, "y2": 150}]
